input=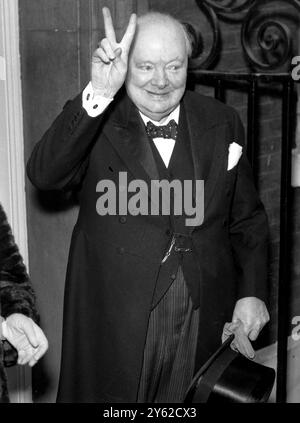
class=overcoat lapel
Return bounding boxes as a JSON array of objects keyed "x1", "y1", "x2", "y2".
[
  {"x1": 103, "y1": 93, "x2": 159, "y2": 182},
  {"x1": 183, "y1": 94, "x2": 227, "y2": 228},
  {"x1": 103, "y1": 91, "x2": 228, "y2": 228},
  {"x1": 103, "y1": 93, "x2": 162, "y2": 213}
]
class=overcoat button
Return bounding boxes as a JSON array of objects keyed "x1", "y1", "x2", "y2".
[
  {"x1": 171, "y1": 274, "x2": 176, "y2": 280},
  {"x1": 118, "y1": 247, "x2": 125, "y2": 255},
  {"x1": 119, "y1": 216, "x2": 127, "y2": 224}
]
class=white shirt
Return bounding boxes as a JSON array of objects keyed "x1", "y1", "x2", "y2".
[
  {"x1": 82, "y1": 82, "x2": 179, "y2": 167},
  {"x1": 139, "y1": 108, "x2": 179, "y2": 168}
]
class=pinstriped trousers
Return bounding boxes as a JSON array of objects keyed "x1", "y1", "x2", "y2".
[{"x1": 137, "y1": 266, "x2": 199, "y2": 403}]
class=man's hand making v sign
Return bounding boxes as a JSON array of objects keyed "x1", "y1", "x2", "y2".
[{"x1": 91, "y1": 7, "x2": 137, "y2": 99}]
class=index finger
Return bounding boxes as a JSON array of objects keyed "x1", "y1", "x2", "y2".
[
  {"x1": 33, "y1": 326, "x2": 49, "y2": 360},
  {"x1": 103, "y1": 7, "x2": 117, "y2": 44},
  {"x1": 121, "y1": 13, "x2": 137, "y2": 52}
]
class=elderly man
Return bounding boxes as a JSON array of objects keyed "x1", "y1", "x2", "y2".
[{"x1": 27, "y1": 8, "x2": 269, "y2": 403}]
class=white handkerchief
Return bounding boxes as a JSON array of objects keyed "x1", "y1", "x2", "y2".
[{"x1": 227, "y1": 142, "x2": 243, "y2": 171}]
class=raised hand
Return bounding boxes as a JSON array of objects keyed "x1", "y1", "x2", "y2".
[{"x1": 91, "y1": 7, "x2": 137, "y2": 98}]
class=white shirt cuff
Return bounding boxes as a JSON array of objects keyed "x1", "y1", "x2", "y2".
[
  {"x1": 0, "y1": 316, "x2": 5, "y2": 340},
  {"x1": 82, "y1": 82, "x2": 114, "y2": 118}
]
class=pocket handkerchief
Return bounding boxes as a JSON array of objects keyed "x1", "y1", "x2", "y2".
[{"x1": 227, "y1": 142, "x2": 243, "y2": 171}]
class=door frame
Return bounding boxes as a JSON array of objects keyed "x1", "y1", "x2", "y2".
[{"x1": 0, "y1": 0, "x2": 32, "y2": 403}]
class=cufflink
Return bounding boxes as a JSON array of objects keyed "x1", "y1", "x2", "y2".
[
  {"x1": 0, "y1": 316, "x2": 6, "y2": 340},
  {"x1": 82, "y1": 82, "x2": 113, "y2": 118}
]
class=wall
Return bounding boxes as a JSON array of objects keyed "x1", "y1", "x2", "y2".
[
  {"x1": 0, "y1": 1, "x2": 10, "y2": 209},
  {"x1": 0, "y1": 0, "x2": 31, "y2": 402}
]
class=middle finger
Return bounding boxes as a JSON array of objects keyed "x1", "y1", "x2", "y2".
[{"x1": 103, "y1": 7, "x2": 117, "y2": 44}]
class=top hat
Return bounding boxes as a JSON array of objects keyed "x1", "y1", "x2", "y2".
[{"x1": 184, "y1": 335, "x2": 276, "y2": 403}]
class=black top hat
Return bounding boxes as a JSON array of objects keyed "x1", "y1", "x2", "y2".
[{"x1": 184, "y1": 335, "x2": 276, "y2": 403}]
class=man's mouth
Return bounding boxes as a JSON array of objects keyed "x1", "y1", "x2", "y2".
[{"x1": 146, "y1": 91, "x2": 170, "y2": 99}]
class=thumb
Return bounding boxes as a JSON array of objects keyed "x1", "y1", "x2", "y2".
[
  {"x1": 113, "y1": 47, "x2": 122, "y2": 58},
  {"x1": 1, "y1": 320, "x2": 9, "y2": 340},
  {"x1": 249, "y1": 328, "x2": 260, "y2": 341}
]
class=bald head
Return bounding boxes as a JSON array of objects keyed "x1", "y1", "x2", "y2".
[
  {"x1": 135, "y1": 12, "x2": 192, "y2": 58},
  {"x1": 125, "y1": 11, "x2": 190, "y2": 122}
]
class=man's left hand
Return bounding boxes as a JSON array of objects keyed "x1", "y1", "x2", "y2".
[
  {"x1": 222, "y1": 297, "x2": 269, "y2": 359},
  {"x1": 232, "y1": 297, "x2": 270, "y2": 341},
  {"x1": 2, "y1": 313, "x2": 48, "y2": 367}
]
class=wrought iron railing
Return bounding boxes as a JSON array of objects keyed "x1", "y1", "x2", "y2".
[
  {"x1": 186, "y1": 0, "x2": 300, "y2": 72},
  {"x1": 183, "y1": 0, "x2": 300, "y2": 404}
]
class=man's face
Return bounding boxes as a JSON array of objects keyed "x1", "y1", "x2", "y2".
[{"x1": 125, "y1": 20, "x2": 188, "y2": 122}]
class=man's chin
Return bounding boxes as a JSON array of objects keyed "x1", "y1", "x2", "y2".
[{"x1": 142, "y1": 100, "x2": 176, "y2": 116}]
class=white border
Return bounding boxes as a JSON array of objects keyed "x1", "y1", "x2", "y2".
[{"x1": 1, "y1": 0, "x2": 32, "y2": 403}]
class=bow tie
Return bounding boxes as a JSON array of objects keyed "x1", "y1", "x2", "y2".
[{"x1": 146, "y1": 119, "x2": 178, "y2": 140}]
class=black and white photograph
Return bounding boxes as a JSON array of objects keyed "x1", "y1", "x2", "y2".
[{"x1": 0, "y1": 0, "x2": 300, "y2": 411}]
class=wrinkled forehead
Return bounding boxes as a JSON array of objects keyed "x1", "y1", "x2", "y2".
[{"x1": 130, "y1": 18, "x2": 188, "y2": 62}]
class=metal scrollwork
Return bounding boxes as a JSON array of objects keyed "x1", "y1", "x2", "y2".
[
  {"x1": 185, "y1": 2, "x2": 221, "y2": 70},
  {"x1": 196, "y1": 0, "x2": 256, "y2": 14},
  {"x1": 241, "y1": 1, "x2": 298, "y2": 70},
  {"x1": 189, "y1": 0, "x2": 300, "y2": 71}
]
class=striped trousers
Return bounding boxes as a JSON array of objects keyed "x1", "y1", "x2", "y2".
[{"x1": 137, "y1": 266, "x2": 199, "y2": 403}]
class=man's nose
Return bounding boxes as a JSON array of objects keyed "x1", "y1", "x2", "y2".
[{"x1": 151, "y1": 68, "x2": 169, "y2": 88}]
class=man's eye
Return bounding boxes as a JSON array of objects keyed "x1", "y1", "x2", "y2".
[
  {"x1": 168, "y1": 65, "x2": 180, "y2": 71},
  {"x1": 139, "y1": 65, "x2": 152, "y2": 71}
]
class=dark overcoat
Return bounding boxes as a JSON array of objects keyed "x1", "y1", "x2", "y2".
[{"x1": 27, "y1": 90, "x2": 268, "y2": 403}]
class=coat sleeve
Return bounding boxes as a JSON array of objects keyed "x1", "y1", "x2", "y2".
[
  {"x1": 228, "y1": 110, "x2": 269, "y2": 304},
  {"x1": 0, "y1": 204, "x2": 38, "y2": 321},
  {"x1": 0, "y1": 204, "x2": 40, "y2": 367},
  {"x1": 27, "y1": 92, "x2": 107, "y2": 191}
]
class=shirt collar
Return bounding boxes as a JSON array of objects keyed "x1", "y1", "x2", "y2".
[{"x1": 139, "y1": 105, "x2": 180, "y2": 127}]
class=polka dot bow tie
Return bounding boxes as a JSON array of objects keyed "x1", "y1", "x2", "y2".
[{"x1": 146, "y1": 119, "x2": 178, "y2": 140}]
